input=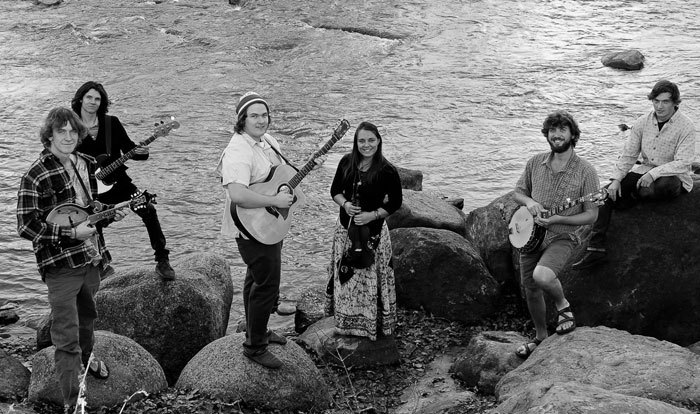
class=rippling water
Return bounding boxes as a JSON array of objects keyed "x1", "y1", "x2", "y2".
[{"x1": 1, "y1": 0, "x2": 698, "y2": 332}]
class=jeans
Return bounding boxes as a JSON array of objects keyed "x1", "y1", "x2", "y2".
[
  {"x1": 98, "y1": 180, "x2": 169, "y2": 262},
  {"x1": 44, "y1": 265, "x2": 100, "y2": 406}
]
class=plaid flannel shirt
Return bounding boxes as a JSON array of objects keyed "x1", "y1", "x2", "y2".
[{"x1": 17, "y1": 149, "x2": 112, "y2": 277}]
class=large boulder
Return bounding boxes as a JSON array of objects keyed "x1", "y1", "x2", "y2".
[
  {"x1": 561, "y1": 184, "x2": 700, "y2": 346},
  {"x1": 387, "y1": 190, "x2": 467, "y2": 236},
  {"x1": 601, "y1": 49, "x2": 645, "y2": 70},
  {"x1": 294, "y1": 285, "x2": 326, "y2": 334},
  {"x1": 175, "y1": 333, "x2": 330, "y2": 411},
  {"x1": 493, "y1": 380, "x2": 695, "y2": 414},
  {"x1": 28, "y1": 330, "x2": 167, "y2": 408},
  {"x1": 396, "y1": 165, "x2": 423, "y2": 191},
  {"x1": 95, "y1": 252, "x2": 233, "y2": 384},
  {"x1": 450, "y1": 331, "x2": 526, "y2": 395},
  {"x1": 391, "y1": 227, "x2": 500, "y2": 323},
  {"x1": 495, "y1": 326, "x2": 700, "y2": 406},
  {"x1": 464, "y1": 192, "x2": 520, "y2": 291},
  {"x1": 298, "y1": 316, "x2": 399, "y2": 368},
  {"x1": 0, "y1": 349, "x2": 30, "y2": 401}
]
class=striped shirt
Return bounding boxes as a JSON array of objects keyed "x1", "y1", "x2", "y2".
[
  {"x1": 17, "y1": 149, "x2": 112, "y2": 277},
  {"x1": 612, "y1": 109, "x2": 696, "y2": 192},
  {"x1": 516, "y1": 151, "x2": 600, "y2": 246}
]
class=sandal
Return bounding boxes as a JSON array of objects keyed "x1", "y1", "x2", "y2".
[
  {"x1": 515, "y1": 337, "x2": 543, "y2": 358},
  {"x1": 87, "y1": 360, "x2": 110, "y2": 380},
  {"x1": 556, "y1": 306, "x2": 576, "y2": 335}
]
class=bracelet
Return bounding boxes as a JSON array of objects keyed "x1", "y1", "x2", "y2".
[
  {"x1": 374, "y1": 210, "x2": 380, "y2": 220},
  {"x1": 342, "y1": 200, "x2": 349, "y2": 208}
]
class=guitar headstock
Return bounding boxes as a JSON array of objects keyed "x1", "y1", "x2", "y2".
[
  {"x1": 333, "y1": 119, "x2": 351, "y2": 139},
  {"x1": 130, "y1": 190, "x2": 158, "y2": 212},
  {"x1": 152, "y1": 117, "x2": 181, "y2": 138}
]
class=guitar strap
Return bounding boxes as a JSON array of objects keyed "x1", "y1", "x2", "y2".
[
  {"x1": 104, "y1": 115, "x2": 112, "y2": 156},
  {"x1": 263, "y1": 136, "x2": 299, "y2": 172},
  {"x1": 70, "y1": 158, "x2": 101, "y2": 211}
]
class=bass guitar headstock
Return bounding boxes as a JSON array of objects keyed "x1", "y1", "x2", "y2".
[
  {"x1": 130, "y1": 190, "x2": 158, "y2": 212},
  {"x1": 152, "y1": 117, "x2": 181, "y2": 139}
]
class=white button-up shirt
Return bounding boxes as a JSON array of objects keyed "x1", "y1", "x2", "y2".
[
  {"x1": 215, "y1": 132, "x2": 283, "y2": 238},
  {"x1": 611, "y1": 109, "x2": 696, "y2": 192}
]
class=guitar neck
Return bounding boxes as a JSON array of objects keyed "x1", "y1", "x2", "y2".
[
  {"x1": 87, "y1": 202, "x2": 130, "y2": 224},
  {"x1": 286, "y1": 129, "x2": 345, "y2": 189},
  {"x1": 97, "y1": 134, "x2": 157, "y2": 178},
  {"x1": 544, "y1": 196, "x2": 586, "y2": 218}
]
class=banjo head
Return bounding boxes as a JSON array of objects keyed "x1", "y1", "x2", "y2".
[{"x1": 508, "y1": 206, "x2": 535, "y2": 248}]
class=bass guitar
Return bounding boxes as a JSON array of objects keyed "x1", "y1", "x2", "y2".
[
  {"x1": 46, "y1": 191, "x2": 156, "y2": 229},
  {"x1": 95, "y1": 118, "x2": 180, "y2": 194},
  {"x1": 232, "y1": 119, "x2": 351, "y2": 245},
  {"x1": 508, "y1": 189, "x2": 607, "y2": 253}
]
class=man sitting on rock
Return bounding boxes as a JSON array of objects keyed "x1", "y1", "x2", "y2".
[
  {"x1": 573, "y1": 80, "x2": 696, "y2": 270},
  {"x1": 513, "y1": 110, "x2": 600, "y2": 358}
]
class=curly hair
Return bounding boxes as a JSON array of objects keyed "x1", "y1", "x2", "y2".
[{"x1": 541, "y1": 110, "x2": 580, "y2": 148}]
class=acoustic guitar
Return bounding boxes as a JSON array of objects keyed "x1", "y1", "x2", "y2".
[
  {"x1": 232, "y1": 119, "x2": 351, "y2": 245},
  {"x1": 95, "y1": 119, "x2": 180, "y2": 194},
  {"x1": 508, "y1": 189, "x2": 607, "y2": 253}
]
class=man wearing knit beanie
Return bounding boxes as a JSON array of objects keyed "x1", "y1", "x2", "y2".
[{"x1": 216, "y1": 91, "x2": 325, "y2": 369}]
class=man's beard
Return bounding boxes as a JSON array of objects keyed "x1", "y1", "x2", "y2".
[{"x1": 548, "y1": 139, "x2": 572, "y2": 153}]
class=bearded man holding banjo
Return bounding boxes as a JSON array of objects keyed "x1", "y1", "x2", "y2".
[{"x1": 511, "y1": 110, "x2": 600, "y2": 358}]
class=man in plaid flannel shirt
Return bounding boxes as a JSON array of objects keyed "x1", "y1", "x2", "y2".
[
  {"x1": 573, "y1": 80, "x2": 696, "y2": 270},
  {"x1": 17, "y1": 107, "x2": 126, "y2": 413}
]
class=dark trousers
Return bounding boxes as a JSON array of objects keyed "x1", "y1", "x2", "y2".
[
  {"x1": 589, "y1": 172, "x2": 684, "y2": 248},
  {"x1": 45, "y1": 265, "x2": 100, "y2": 406},
  {"x1": 98, "y1": 180, "x2": 169, "y2": 262},
  {"x1": 235, "y1": 237, "x2": 282, "y2": 352}
]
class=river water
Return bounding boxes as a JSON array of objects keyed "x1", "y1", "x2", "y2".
[{"x1": 1, "y1": 0, "x2": 698, "y2": 333}]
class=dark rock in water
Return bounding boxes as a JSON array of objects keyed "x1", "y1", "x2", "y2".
[
  {"x1": 35, "y1": 0, "x2": 61, "y2": 6},
  {"x1": 0, "y1": 348, "x2": 30, "y2": 401},
  {"x1": 561, "y1": 180, "x2": 700, "y2": 346},
  {"x1": 298, "y1": 317, "x2": 400, "y2": 368},
  {"x1": 295, "y1": 286, "x2": 326, "y2": 334},
  {"x1": 392, "y1": 227, "x2": 500, "y2": 323},
  {"x1": 601, "y1": 49, "x2": 645, "y2": 70},
  {"x1": 0, "y1": 309, "x2": 19, "y2": 326},
  {"x1": 35, "y1": 312, "x2": 52, "y2": 351},
  {"x1": 396, "y1": 166, "x2": 423, "y2": 191},
  {"x1": 387, "y1": 189, "x2": 467, "y2": 236},
  {"x1": 95, "y1": 253, "x2": 233, "y2": 385},
  {"x1": 450, "y1": 331, "x2": 526, "y2": 395},
  {"x1": 176, "y1": 333, "x2": 330, "y2": 411},
  {"x1": 28, "y1": 330, "x2": 167, "y2": 408}
]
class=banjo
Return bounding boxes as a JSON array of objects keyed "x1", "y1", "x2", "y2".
[{"x1": 508, "y1": 189, "x2": 607, "y2": 253}]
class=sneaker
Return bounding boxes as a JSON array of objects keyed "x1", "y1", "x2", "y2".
[
  {"x1": 156, "y1": 260, "x2": 175, "y2": 281},
  {"x1": 571, "y1": 250, "x2": 607, "y2": 270},
  {"x1": 244, "y1": 349, "x2": 282, "y2": 369},
  {"x1": 267, "y1": 330, "x2": 287, "y2": 345}
]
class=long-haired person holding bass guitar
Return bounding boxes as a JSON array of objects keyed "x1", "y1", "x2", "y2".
[
  {"x1": 17, "y1": 107, "x2": 126, "y2": 413},
  {"x1": 72, "y1": 81, "x2": 175, "y2": 280},
  {"x1": 512, "y1": 110, "x2": 599, "y2": 359},
  {"x1": 215, "y1": 92, "x2": 327, "y2": 369},
  {"x1": 325, "y1": 121, "x2": 402, "y2": 341}
]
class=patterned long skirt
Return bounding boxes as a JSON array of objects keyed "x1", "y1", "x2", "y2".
[{"x1": 325, "y1": 220, "x2": 396, "y2": 340}]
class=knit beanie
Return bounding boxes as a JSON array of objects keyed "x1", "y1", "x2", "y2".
[{"x1": 236, "y1": 92, "x2": 269, "y2": 120}]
